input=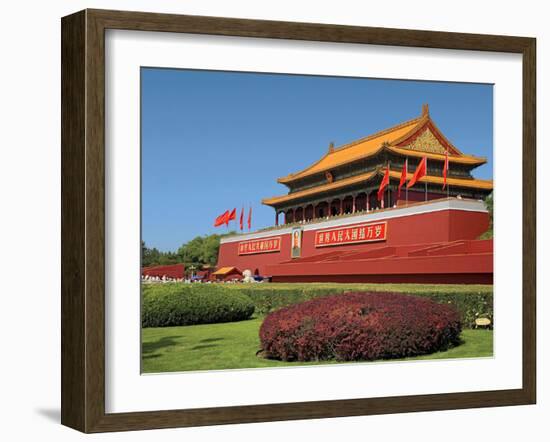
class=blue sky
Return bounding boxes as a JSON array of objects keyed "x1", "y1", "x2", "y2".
[{"x1": 141, "y1": 68, "x2": 493, "y2": 251}]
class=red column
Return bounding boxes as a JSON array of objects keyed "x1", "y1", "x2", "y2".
[
  {"x1": 366, "y1": 192, "x2": 370, "y2": 211},
  {"x1": 352, "y1": 195, "x2": 356, "y2": 213},
  {"x1": 339, "y1": 199, "x2": 343, "y2": 215},
  {"x1": 275, "y1": 212, "x2": 279, "y2": 226}
]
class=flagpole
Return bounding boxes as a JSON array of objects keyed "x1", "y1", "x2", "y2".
[
  {"x1": 447, "y1": 159, "x2": 450, "y2": 198},
  {"x1": 425, "y1": 180, "x2": 427, "y2": 202},
  {"x1": 425, "y1": 158, "x2": 428, "y2": 202},
  {"x1": 405, "y1": 157, "x2": 408, "y2": 207},
  {"x1": 386, "y1": 161, "x2": 391, "y2": 209}
]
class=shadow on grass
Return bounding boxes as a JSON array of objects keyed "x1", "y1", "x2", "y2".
[
  {"x1": 199, "y1": 337, "x2": 224, "y2": 343},
  {"x1": 142, "y1": 336, "x2": 179, "y2": 356},
  {"x1": 191, "y1": 344, "x2": 220, "y2": 350},
  {"x1": 142, "y1": 335, "x2": 226, "y2": 357},
  {"x1": 191, "y1": 337, "x2": 225, "y2": 350},
  {"x1": 143, "y1": 353, "x2": 162, "y2": 360}
]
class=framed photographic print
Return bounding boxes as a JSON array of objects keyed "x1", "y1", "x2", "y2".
[{"x1": 61, "y1": 9, "x2": 536, "y2": 433}]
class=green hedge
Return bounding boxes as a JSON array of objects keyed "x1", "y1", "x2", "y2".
[
  {"x1": 223, "y1": 283, "x2": 493, "y2": 329},
  {"x1": 142, "y1": 283, "x2": 492, "y2": 329},
  {"x1": 142, "y1": 284, "x2": 255, "y2": 327}
]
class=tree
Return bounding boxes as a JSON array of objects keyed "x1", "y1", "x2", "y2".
[
  {"x1": 179, "y1": 236, "x2": 205, "y2": 264},
  {"x1": 202, "y1": 234, "x2": 221, "y2": 266},
  {"x1": 479, "y1": 192, "x2": 493, "y2": 239},
  {"x1": 142, "y1": 232, "x2": 235, "y2": 268},
  {"x1": 177, "y1": 232, "x2": 235, "y2": 267},
  {"x1": 142, "y1": 241, "x2": 181, "y2": 267},
  {"x1": 141, "y1": 241, "x2": 159, "y2": 267}
]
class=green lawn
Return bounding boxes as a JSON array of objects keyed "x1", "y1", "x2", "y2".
[
  {"x1": 219, "y1": 282, "x2": 493, "y2": 294},
  {"x1": 142, "y1": 317, "x2": 493, "y2": 373}
]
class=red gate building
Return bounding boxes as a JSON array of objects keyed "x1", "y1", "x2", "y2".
[{"x1": 216, "y1": 105, "x2": 493, "y2": 284}]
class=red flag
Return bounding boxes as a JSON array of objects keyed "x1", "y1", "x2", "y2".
[
  {"x1": 247, "y1": 206, "x2": 252, "y2": 230},
  {"x1": 226, "y1": 208, "x2": 236, "y2": 226},
  {"x1": 398, "y1": 159, "x2": 407, "y2": 198},
  {"x1": 377, "y1": 164, "x2": 390, "y2": 201},
  {"x1": 442, "y1": 150, "x2": 449, "y2": 189},
  {"x1": 239, "y1": 207, "x2": 244, "y2": 230},
  {"x1": 407, "y1": 157, "x2": 427, "y2": 189},
  {"x1": 214, "y1": 210, "x2": 229, "y2": 227}
]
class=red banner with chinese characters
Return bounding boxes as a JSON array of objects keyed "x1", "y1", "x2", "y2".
[
  {"x1": 315, "y1": 222, "x2": 387, "y2": 247},
  {"x1": 238, "y1": 236, "x2": 282, "y2": 255}
]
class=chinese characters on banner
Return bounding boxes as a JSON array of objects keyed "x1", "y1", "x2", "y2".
[
  {"x1": 238, "y1": 236, "x2": 282, "y2": 255},
  {"x1": 315, "y1": 222, "x2": 387, "y2": 247}
]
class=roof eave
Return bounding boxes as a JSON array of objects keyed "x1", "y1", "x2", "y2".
[
  {"x1": 381, "y1": 169, "x2": 493, "y2": 190},
  {"x1": 262, "y1": 171, "x2": 379, "y2": 207}
]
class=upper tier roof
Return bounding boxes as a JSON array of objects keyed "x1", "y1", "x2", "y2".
[{"x1": 277, "y1": 105, "x2": 487, "y2": 185}]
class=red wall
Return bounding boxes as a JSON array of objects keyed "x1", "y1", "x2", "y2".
[
  {"x1": 267, "y1": 240, "x2": 493, "y2": 284},
  {"x1": 217, "y1": 235, "x2": 293, "y2": 276},
  {"x1": 449, "y1": 210, "x2": 489, "y2": 240},
  {"x1": 141, "y1": 263, "x2": 185, "y2": 279},
  {"x1": 272, "y1": 272, "x2": 492, "y2": 285},
  {"x1": 217, "y1": 206, "x2": 489, "y2": 276}
]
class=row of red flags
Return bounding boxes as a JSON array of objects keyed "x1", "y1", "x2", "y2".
[
  {"x1": 377, "y1": 151, "x2": 449, "y2": 201},
  {"x1": 214, "y1": 206, "x2": 252, "y2": 230}
]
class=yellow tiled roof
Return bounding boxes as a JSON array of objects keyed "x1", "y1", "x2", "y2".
[
  {"x1": 213, "y1": 266, "x2": 240, "y2": 275},
  {"x1": 277, "y1": 111, "x2": 487, "y2": 184},
  {"x1": 277, "y1": 117, "x2": 421, "y2": 184},
  {"x1": 263, "y1": 171, "x2": 377, "y2": 206},
  {"x1": 386, "y1": 170, "x2": 493, "y2": 190}
]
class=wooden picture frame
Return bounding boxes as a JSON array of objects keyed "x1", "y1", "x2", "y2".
[{"x1": 61, "y1": 8, "x2": 536, "y2": 433}]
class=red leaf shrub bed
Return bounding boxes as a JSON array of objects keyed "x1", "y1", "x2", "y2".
[{"x1": 259, "y1": 292, "x2": 462, "y2": 362}]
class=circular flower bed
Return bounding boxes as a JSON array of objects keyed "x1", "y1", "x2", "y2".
[{"x1": 259, "y1": 292, "x2": 461, "y2": 362}]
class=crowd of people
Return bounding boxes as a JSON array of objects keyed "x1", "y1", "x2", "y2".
[{"x1": 141, "y1": 269, "x2": 264, "y2": 284}]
